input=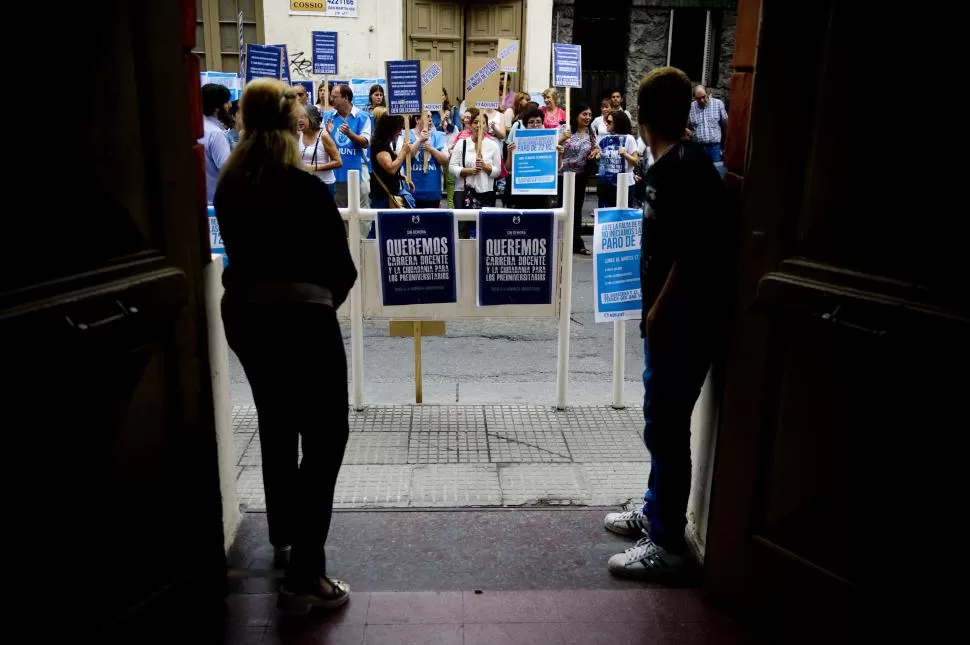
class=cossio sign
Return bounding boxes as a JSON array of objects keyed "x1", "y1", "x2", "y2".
[{"x1": 289, "y1": 0, "x2": 358, "y2": 17}]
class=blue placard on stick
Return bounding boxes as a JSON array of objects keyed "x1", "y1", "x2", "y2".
[
  {"x1": 377, "y1": 211, "x2": 457, "y2": 306},
  {"x1": 312, "y1": 31, "x2": 338, "y2": 75},
  {"x1": 478, "y1": 210, "x2": 555, "y2": 306},
  {"x1": 511, "y1": 129, "x2": 559, "y2": 195},
  {"x1": 271, "y1": 44, "x2": 291, "y2": 84},
  {"x1": 593, "y1": 208, "x2": 642, "y2": 322},
  {"x1": 385, "y1": 60, "x2": 423, "y2": 115},
  {"x1": 552, "y1": 43, "x2": 582, "y2": 88},
  {"x1": 245, "y1": 44, "x2": 282, "y2": 83}
]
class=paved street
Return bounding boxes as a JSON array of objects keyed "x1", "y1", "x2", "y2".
[{"x1": 233, "y1": 404, "x2": 650, "y2": 511}]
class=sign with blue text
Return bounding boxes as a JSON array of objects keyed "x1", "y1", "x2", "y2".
[
  {"x1": 593, "y1": 208, "x2": 642, "y2": 322},
  {"x1": 378, "y1": 211, "x2": 457, "y2": 306},
  {"x1": 552, "y1": 43, "x2": 582, "y2": 88},
  {"x1": 245, "y1": 44, "x2": 282, "y2": 83},
  {"x1": 312, "y1": 31, "x2": 338, "y2": 75},
  {"x1": 478, "y1": 210, "x2": 555, "y2": 306},
  {"x1": 208, "y1": 205, "x2": 228, "y2": 267},
  {"x1": 510, "y1": 128, "x2": 559, "y2": 195},
  {"x1": 385, "y1": 60, "x2": 423, "y2": 115},
  {"x1": 350, "y1": 77, "x2": 386, "y2": 109}
]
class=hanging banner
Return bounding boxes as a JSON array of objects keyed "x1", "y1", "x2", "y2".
[
  {"x1": 289, "y1": 0, "x2": 358, "y2": 18},
  {"x1": 510, "y1": 128, "x2": 559, "y2": 195},
  {"x1": 420, "y1": 61, "x2": 443, "y2": 112},
  {"x1": 478, "y1": 210, "x2": 555, "y2": 306},
  {"x1": 385, "y1": 60, "x2": 423, "y2": 115},
  {"x1": 593, "y1": 208, "x2": 642, "y2": 323},
  {"x1": 350, "y1": 77, "x2": 386, "y2": 109},
  {"x1": 378, "y1": 211, "x2": 458, "y2": 306},
  {"x1": 464, "y1": 57, "x2": 501, "y2": 109},
  {"x1": 552, "y1": 43, "x2": 582, "y2": 88},
  {"x1": 497, "y1": 38, "x2": 519, "y2": 73},
  {"x1": 245, "y1": 44, "x2": 283, "y2": 83},
  {"x1": 312, "y1": 31, "x2": 338, "y2": 75}
]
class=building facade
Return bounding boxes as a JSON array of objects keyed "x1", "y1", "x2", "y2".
[{"x1": 193, "y1": 0, "x2": 734, "y2": 115}]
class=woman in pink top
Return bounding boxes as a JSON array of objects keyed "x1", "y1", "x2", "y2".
[{"x1": 541, "y1": 87, "x2": 567, "y2": 130}]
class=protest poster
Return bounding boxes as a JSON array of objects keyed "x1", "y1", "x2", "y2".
[
  {"x1": 552, "y1": 43, "x2": 582, "y2": 88},
  {"x1": 245, "y1": 44, "x2": 282, "y2": 83},
  {"x1": 378, "y1": 211, "x2": 458, "y2": 306},
  {"x1": 349, "y1": 77, "x2": 386, "y2": 109},
  {"x1": 497, "y1": 38, "x2": 519, "y2": 73},
  {"x1": 478, "y1": 210, "x2": 555, "y2": 306},
  {"x1": 312, "y1": 31, "x2": 338, "y2": 75},
  {"x1": 593, "y1": 208, "x2": 642, "y2": 322},
  {"x1": 464, "y1": 57, "x2": 501, "y2": 109},
  {"x1": 385, "y1": 60, "x2": 422, "y2": 115},
  {"x1": 510, "y1": 128, "x2": 559, "y2": 195},
  {"x1": 420, "y1": 61, "x2": 443, "y2": 112}
]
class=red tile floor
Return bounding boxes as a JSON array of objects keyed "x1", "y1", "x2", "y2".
[{"x1": 223, "y1": 511, "x2": 763, "y2": 645}]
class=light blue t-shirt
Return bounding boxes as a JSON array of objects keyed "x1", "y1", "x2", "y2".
[
  {"x1": 323, "y1": 108, "x2": 371, "y2": 183},
  {"x1": 399, "y1": 130, "x2": 447, "y2": 201}
]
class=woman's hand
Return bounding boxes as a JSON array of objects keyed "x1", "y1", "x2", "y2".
[
  {"x1": 507, "y1": 142, "x2": 517, "y2": 154},
  {"x1": 325, "y1": 119, "x2": 334, "y2": 134},
  {"x1": 589, "y1": 148, "x2": 602, "y2": 160}
]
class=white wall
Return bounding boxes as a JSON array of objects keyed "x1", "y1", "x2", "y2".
[
  {"x1": 263, "y1": 0, "x2": 404, "y2": 82},
  {"x1": 523, "y1": 0, "x2": 554, "y2": 93}
]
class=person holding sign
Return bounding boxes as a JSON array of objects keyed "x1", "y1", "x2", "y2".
[
  {"x1": 370, "y1": 113, "x2": 424, "y2": 209},
  {"x1": 215, "y1": 79, "x2": 357, "y2": 612},
  {"x1": 449, "y1": 112, "x2": 502, "y2": 211},
  {"x1": 504, "y1": 106, "x2": 553, "y2": 209},
  {"x1": 326, "y1": 84, "x2": 372, "y2": 209},
  {"x1": 604, "y1": 67, "x2": 729, "y2": 582},
  {"x1": 401, "y1": 112, "x2": 450, "y2": 208},
  {"x1": 596, "y1": 110, "x2": 639, "y2": 208}
]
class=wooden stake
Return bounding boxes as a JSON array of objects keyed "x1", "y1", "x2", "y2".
[
  {"x1": 564, "y1": 88, "x2": 570, "y2": 132},
  {"x1": 324, "y1": 77, "x2": 329, "y2": 110},
  {"x1": 422, "y1": 110, "x2": 431, "y2": 173},
  {"x1": 413, "y1": 321, "x2": 423, "y2": 404},
  {"x1": 405, "y1": 117, "x2": 412, "y2": 184},
  {"x1": 476, "y1": 114, "x2": 484, "y2": 156}
]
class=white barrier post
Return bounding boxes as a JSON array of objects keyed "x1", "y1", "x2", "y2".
[
  {"x1": 556, "y1": 172, "x2": 576, "y2": 410},
  {"x1": 348, "y1": 169, "x2": 365, "y2": 411},
  {"x1": 204, "y1": 254, "x2": 240, "y2": 551},
  {"x1": 612, "y1": 172, "x2": 631, "y2": 409}
]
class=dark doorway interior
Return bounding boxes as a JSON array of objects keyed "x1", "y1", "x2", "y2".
[
  {"x1": 572, "y1": 0, "x2": 631, "y2": 117},
  {"x1": 669, "y1": 8, "x2": 707, "y2": 85}
]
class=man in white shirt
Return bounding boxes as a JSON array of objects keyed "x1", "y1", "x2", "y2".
[
  {"x1": 610, "y1": 90, "x2": 633, "y2": 121},
  {"x1": 199, "y1": 84, "x2": 232, "y2": 204}
]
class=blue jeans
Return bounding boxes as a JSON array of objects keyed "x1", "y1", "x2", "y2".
[
  {"x1": 702, "y1": 144, "x2": 722, "y2": 163},
  {"x1": 641, "y1": 335, "x2": 711, "y2": 553}
]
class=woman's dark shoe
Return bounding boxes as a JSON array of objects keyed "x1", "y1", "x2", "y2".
[
  {"x1": 277, "y1": 577, "x2": 351, "y2": 614},
  {"x1": 273, "y1": 546, "x2": 291, "y2": 570}
]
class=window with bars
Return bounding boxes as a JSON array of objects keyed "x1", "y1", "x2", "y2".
[
  {"x1": 667, "y1": 8, "x2": 721, "y2": 90},
  {"x1": 193, "y1": 0, "x2": 264, "y2": 72}
]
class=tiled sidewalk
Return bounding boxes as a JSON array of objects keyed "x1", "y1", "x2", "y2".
[{"x1": 233, "y1": 405, "x2": 650, "y2": 510}]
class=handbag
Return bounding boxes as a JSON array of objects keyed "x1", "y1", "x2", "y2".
[{"x1": 371, "y1": 167, "x2": 410, "y2": 209}]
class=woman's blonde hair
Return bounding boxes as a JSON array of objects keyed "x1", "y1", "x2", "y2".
[
  {"x1": 543, "y1": 87, "x2": 559, "y2": 104},
  {"x1": 221, "y1": 78, "x2": 303, "y2": 181},
  {"x1": 371, "y1": 106, "x2": 387, "y2": 131}
]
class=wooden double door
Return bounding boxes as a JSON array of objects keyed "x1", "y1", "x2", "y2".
[{"x1": 406, "y1": 0, "x2": 523, "y2": 104}]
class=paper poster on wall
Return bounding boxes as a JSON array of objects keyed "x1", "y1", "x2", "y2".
[
  {"x1": 510, "y1": 129, "x2": 559, "y2": 196},
  {"x1": 497, "y1": 38, "x2": 519, "y2": 73},
  {"x1": 465, "y1": 57, "x2": 501, "y2": 109},
  {"x1": 289, "y1": 0, "x2": 358, "y2": 18},
  {"x1": 385, "y1": 60, "x2": 423, "y2": 115},
  {"x1": 593, "y1": 208, "x2": 642, "y2": 323},
  {"x1": 244, "y1": 44, "x2": 282, "y2": 83},
  {"x1": 312, "y1": 31, "x2": 338, "y2": 75},
  {"x1": 420, "y1": 61, "x2": 443, "y2": 112},
  {"x1": 208, "y1": 205, "x2": 228, "y2": 268},
  {"x1": 201, "y1": 71, "x2": 244, "y2": 101},
  {"x1": 478, "y1": 210, "x2": 555, "y2": 306},
  {"x1": 377, "y1": 211, "x2": 458, "y2": 306},
  {"x1": 552, "y1": 43, "x2": 582, "y2": 88},
  {"x1": 350, "y1": 77, "x2": 386, "y2": 109}
]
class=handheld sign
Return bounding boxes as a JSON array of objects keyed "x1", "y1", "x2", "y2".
[
  {"x1": 377, "y1": 211, "x2": 458, "y2": 306},
  {"x1": 593, "y1": 208, "x2": 642, "y2": 323},
  {"x1": 245, "y1": 43, "x2": 283, "y2": 83},
  {"x1": 478, "y1": 210, "x2": 555, "y2": 306},
  {"x1": 497, "y1": 39, "x2": 519, "y2": 73},
  {"x1": 552, "y1": 43, "x2": 582, "y2": 88},
  {"x1": 465, "y1": 57, "x2": 501, "y2": 109},
  {"x1": 420, "y1": 61, "x2": 443, "y2": 112},
  {"x1": 385, "y1": 60, "x2": 422, "y2": 115},
  {"x1": 312, "y1": 31, "x2": 338, "y2": 75},
  {"x1": 510, "y1": 128, "x2": 559, "y2": 196},
  {"x1": 271, "y1": 44, "x2": 291, "y2": 84}
]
